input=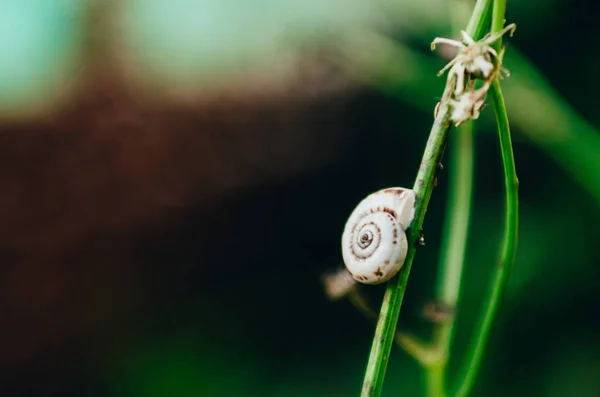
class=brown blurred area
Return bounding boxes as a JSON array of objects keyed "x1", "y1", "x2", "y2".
[{"x1": 0, "y1": 2, "x2": 364, "y2": 378}]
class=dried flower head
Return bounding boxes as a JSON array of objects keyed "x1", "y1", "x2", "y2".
[
  {"x1": 431, "y1": 23, "x2": 516, "y2": 96},
  {"x1": 450, "y1": 80, "x2": 491, "y2": 126}
]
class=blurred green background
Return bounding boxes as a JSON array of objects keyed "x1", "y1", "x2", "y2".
[{"x1": 1, "y1": 0, "x2": 599, "y2": 396}]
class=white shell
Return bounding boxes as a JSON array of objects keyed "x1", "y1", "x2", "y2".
[{"x1": 341, "y1": 187, "x2": 416, "y2": 284}]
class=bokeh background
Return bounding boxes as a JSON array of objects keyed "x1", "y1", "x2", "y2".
[{"x1": 1, "y1": 0, "x2": 599, "y2": 396}]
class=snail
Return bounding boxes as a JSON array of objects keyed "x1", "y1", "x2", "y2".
[{"x1": 341, "y1": 187, "x2": 416, "y2": 285}]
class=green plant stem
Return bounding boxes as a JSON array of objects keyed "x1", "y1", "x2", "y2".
[
  {"x1": 453, "y1": 1, "x2": 519, "y2": 395},
  {"x1": 422, "y1": 2, "x2": 490, "y2": 396},
  {"x1": 465, "y1": 0, "x2": 493, "y2": 35},
  {"x1": 360, "y1": 95, "x2": 453, "y2": 397},
  {"x1": 428, "y1": 120, "x2": 474, "y2": 380},
  {"x1": 490, "y1": 0, "x2": 509, "y2": 51},
  {"x1": 426, "y1": 364, "x2": 446, "y2": 397},
  {"x1": 453, "y1": 79, "x2": 518, "y2": 397}
]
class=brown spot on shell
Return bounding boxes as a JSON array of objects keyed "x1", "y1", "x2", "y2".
[
  {"x1": 383, "y1": 188, "x2": 406, "y2": 195},
  {"x1": 382, "y1": 207, "x2": 397, "y2": 219},
  {"x1": 384, "y1": 260, "x2": 390, "y2": 265},
  {"x1": 374, "y1": 267, "x2": 383, "y2": 277}
]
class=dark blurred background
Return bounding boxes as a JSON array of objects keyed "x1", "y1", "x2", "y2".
[{"x1": 0, "y1": 1, "x2": 599, "y2": 396}]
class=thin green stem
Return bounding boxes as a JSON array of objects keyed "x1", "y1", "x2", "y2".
[
  {"x1": 431, "y1": 121, "x2": 474, "y2": 354},
  {"x1": 490, "y1": 0, "x2": 508, "y2": 51},
  {"x1": 437, "y1": 126, "x2": 474, "y2": 305},
  {"x1": 360, "y1": 96, "x2": 453, "y2": 397},
  {"x1": 453, "y1": 79, "x2": 518, "y2": 397},
  {"x1": 465, "y1": 0, "x2": 493, "y2": 37},
  {"x1": 453, "y1": 1, "x2": 519, "y2": 395},
  {"x1": 426, "y1": 364, "x2": 446, "y2": 397}
]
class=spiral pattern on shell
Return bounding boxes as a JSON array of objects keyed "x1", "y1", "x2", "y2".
[{"x1": 341, "y1": 187, "x2": 416, "y2": 284}]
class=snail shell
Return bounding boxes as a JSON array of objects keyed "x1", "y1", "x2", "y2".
[{"x1": 341, "y1": 187, "x2": 416, "y2": 284}]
